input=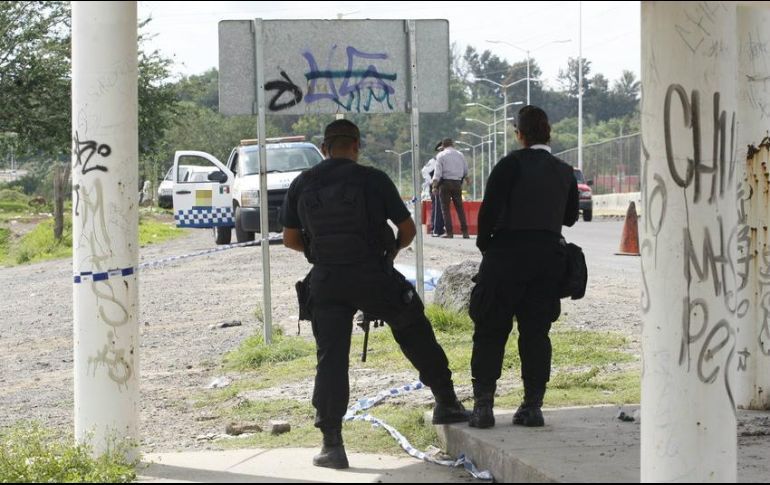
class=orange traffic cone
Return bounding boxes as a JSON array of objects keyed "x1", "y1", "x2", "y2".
[{"x1": 615, "y1": 201, "x2": 640, "y2": 256}]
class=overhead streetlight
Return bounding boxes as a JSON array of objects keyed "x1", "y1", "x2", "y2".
[
  {"x1": 465, "y1": 101, "x2": 522, "y2": 112},
  {"x1": 460, "y1": 130, "x2": 484, "y2": 141},
  {"x1": 466, "y1": 100, "x2": 524, "y2": 157},
  {"x1": 385, "y1": 149, "x2": 411, "y2": 195},
  {"x1": 472, "y1": 83, "x2": 527, "y2": 156},
  {"x1": 456, "y1": 139, "x2": 488, "y2": 200},
  {"x1": 484, "y1": 38, "x2": 572, "y2": 105}
]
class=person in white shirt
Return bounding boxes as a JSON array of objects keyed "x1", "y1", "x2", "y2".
[
  {"x1": 431, "y1": 138, "x2": 470, "y2": 238},
  {"x1": 421, "y1": 141, "x2": 446, "y2": 236}
]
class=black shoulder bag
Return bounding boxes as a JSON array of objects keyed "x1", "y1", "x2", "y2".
[{"x1": 560, "y1": 240, "x2": 587, "y2": 300}]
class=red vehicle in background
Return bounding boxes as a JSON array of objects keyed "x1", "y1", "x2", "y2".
[{"x1": 574, "y1": 168, "x2": 593, "y2": 222}]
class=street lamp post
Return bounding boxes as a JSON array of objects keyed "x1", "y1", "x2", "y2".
[
  {"x1": 473, "y1": 81, "x2": 527, "y2": 155},
  {"x1": 578, "y1": 2, "x2": 583, "y2": 171},
  {"x1": 485, "y1": 38, "x2": 572, "y2": 105},
  {"x1": 466, "y1": 100, "x2": 523, "y2": 158},
  {"x1": 466, "y1": 117, "x2": 507, "y2": 174},
  {"x1": 460, "y1": 131, "x2": 486, "y2": 199},
  {"x1": 455, "y1": 140, "x2": 477, "y2": 200},
  {"x1": 385, "y1": 149, "x2": 411, "y2": 195}
]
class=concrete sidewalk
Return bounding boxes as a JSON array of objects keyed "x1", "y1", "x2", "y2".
[
  {"x1": 431, "y1": 405, "x2": 770, "y2": 483},
  {"x1": 137, "y1": 448, "x2": 477, "y2": 483}
]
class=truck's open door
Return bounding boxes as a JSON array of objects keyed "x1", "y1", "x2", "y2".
[{"x1": 172, "y1": 151, "x2": 235, "y2": 230}]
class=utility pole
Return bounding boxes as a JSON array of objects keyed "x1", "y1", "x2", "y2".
[{"x1": 72, "y1": 0, "x2": 139, "y2": 458}]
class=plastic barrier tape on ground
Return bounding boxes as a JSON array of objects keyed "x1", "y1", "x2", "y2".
[
  {"x1": 72, "y1": 235, "x2": 282, "y2": 282},
  {"x1": 344, "y1": 381, "x2": 493, "y2": 481},
  {"x1": 138, "y1": 237, "x2": 276, "y2": 270}
]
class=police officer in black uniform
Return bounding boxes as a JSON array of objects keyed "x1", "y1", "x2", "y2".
[
  {"x1": 280, "y1": 120, "x2": 469, "y2": 469},
  {"x1": 468, "y1": 106, "x2": 579, "y2": 429}
]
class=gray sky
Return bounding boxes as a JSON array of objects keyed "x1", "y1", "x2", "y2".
[{"x1": 138, "y1": 1, "x2": 641, "y2": 89}]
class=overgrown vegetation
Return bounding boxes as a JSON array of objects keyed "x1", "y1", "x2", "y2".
[
  {"x1": 0, "y1": 423, "x2": 136, "y2": 483},
  {"x1": 0, "y1": 189, "x2": 31, "y2": 214},
  {"x1": 0, "y1": 210, "x2": 184, "y2": 267},
  {"x1": 212, "y1": 305, "x2": 639, "y2": 454},
  {"x1": 10, "y1": 218, "x2": 72, "y2": 265}
]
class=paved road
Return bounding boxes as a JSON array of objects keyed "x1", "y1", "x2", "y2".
[{"x1": 422, "y1": 219, "x2": 640, "y2": 280}]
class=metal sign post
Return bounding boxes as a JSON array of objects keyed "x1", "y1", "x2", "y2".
[
  {"x1": 252, "y1": 19, "x2": 273, "y2": 344},
  {"x1": 407, "y1": 20, "x2": 424, "y2": 299},
  {"x1": 219, "y1": 19, "x2": 450, "y2": 327}
]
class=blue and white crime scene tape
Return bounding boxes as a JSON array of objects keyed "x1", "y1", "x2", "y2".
[
  {"x1": 73, "y1": 234, "x2": 281, "y2": 283},
  {"x1": 74, "y1": 267, "x2": 135, "y2": 284},
  {"x1": 138, "y1": 236, "x2": 279, "y2": 270},
  {"x1": 344, "y1": 381, "x2": 493, "y2": 481}
]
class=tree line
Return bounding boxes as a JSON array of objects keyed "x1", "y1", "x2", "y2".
[{"x1": 0, "y1": 1, "x2": 640, "y2": 200}]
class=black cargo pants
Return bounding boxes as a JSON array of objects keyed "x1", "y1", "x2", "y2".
[
  {"x1": 308, "y1": 261, "x2": 453, "y2": 431},
  {"x1": 438, "y1": 179, "x2": 469, "y2": 236},
  {"x1": 469, "y1": 233, "x2": 567, "y2": 399}
]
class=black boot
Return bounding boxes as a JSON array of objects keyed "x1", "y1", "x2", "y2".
[
  {"x1": 431, "y1": 384, "x2": 471, "y2": 425},
  {"x1": 313, "y1": 429, "x2": 349, "y2": 469},
  {"x1": 512, "y1": 388, "x2": 545, "y2": 427},
  {"x1": 468, "y1": 390, "x2": 495, "y2": 429}
]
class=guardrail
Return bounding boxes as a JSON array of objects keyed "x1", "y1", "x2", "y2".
[{"x1": 592, "y1": 192, "x2": 642, "y2": 217}]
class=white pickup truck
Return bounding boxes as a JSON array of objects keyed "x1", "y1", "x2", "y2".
[{"x1": 171, "y1": 136, "x2": 324, "y2": 244}]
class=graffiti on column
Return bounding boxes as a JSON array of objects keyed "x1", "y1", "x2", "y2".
[
  {"x1": 674, "y1": 2, "x2": 728, "y2": 57},
  {"x1": 74, "y1": 128, "x2": 134, "y2": 388},
  {"x1": 743, "y1": 27, "x2": 770, "y2": 120},
  {"x1": 642, "y1": 81, "x2": 746, "y2": 411}
]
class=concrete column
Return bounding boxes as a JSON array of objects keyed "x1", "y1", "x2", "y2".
[
  {"x1": 72, "y1": 1, "x2": 139, "y2": 456},
  {"x1": 640, "y1": 2, "x2": 738, "y2": 481},
  {"x1": 734, "y1": 5, "x2": 770, "y2": 411}
]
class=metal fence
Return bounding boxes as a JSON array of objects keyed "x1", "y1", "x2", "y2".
[{"x1": 555, "y1": 132, "x2": 641, "y2": 194}]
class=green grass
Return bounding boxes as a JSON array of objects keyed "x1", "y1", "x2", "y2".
[
  {"x1": 0, "y1": 422, "x2": 136, "y2": 483},
  {"x1": 424, "y1": 305, "x2": 473, "y2": 333},
  {"x1": 224, "y1": 305, "x2": 635, "y2": 386},
  {"x1": 0, "y1": 188, "x2": 29, "y2": 202},
  {"x1": 138, "y1": 216, "x2": 185, "y2": 247},
  {"x1": 0, "y1": 227, "x2": 9, "y2": 252},
  {"x1": 496, "y1": 369, "x2": 641, "y2": 408},
  {"x1": 224, "y1": 331, "x2": 316, "y2": 371},
  {"x1": 206, "y1": 305, "x2": 640, "y2": 454},
  {"x1": 0, "y1": 189, "x2": 32, "y2": 217},
  {"x1": 0, "y1": 214, "x2": 184, "y2": 267},
  {"x1": 11, "y1": 218, "x2": 72, "y2": 265},
  {"x1": 0, "y1": 201, "x2": 29, "y2": 213}
]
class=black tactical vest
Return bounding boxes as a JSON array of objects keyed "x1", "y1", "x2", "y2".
[{"x1": 297, "y1": 162, "x2": 382, "y2": 265}]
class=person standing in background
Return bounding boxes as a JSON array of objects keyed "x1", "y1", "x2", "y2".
[
  {"x1": 421, "y1": 141, "x2": 445, "y2": 237},
  {"x1": 432, "y1": 138, "x2": 470, "y2": 239}
]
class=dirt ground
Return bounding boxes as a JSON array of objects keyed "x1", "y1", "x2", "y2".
[{"x1": 0, "y1": 221, "x2": 641, "y2": 452}]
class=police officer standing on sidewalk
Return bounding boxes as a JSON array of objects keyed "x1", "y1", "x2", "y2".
[
  {"x1": 468, "y1": 106, "x2": 578, "y2": 429},
  {"x1": 280, "y1": 120, "x2": 469, "y2": 470}
]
